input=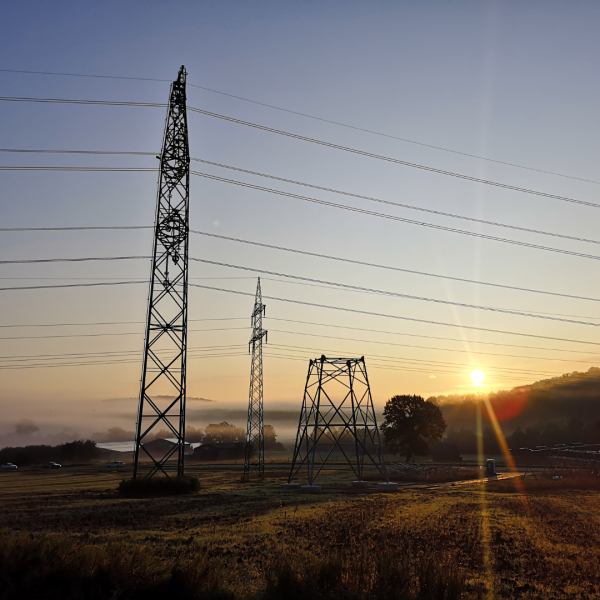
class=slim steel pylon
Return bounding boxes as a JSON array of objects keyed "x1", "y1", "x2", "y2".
[
  {"x1": 244, "y1": 278, "x2": 268, "y2": 479},
  {"x1": 133, "y1": 66, "x2": 190, "y2": 479},
  {"x1": 286, "y1": 355, "x2": 389, "y2": 486}
]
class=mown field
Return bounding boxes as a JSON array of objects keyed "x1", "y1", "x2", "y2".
[{"x1": 0, "y1": 465, "x2": 599, "y2": 599}]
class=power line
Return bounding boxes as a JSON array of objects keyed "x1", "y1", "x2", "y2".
[
  {"x1": 0, "y1": 148, "x2": 157, "y2": 156},
  {"x1": 3, "y1": 148, "x2": 596, "y2": 246},
  {"x1": 0, "y1": 245, "x2": 596, "y2": 323},
  {"x1": 0, "y1": 166, "x2": 154, "y2": 172},
  {"x1": 3, "y1": 68, "x2": 596, "y2": 186},
  {"x1": 190, "y1": 283, "x2": 600, "y2": 347},
  {"x1": 191, "y1": 174, "x2": 600, "y2": 261},
  {"x1": 263, "y1": 352, "x2": 534, "y2": 382},
  {"x1": 193, "y1": 158, "x2": 600, "y2": 246},
  {"x1": 0, "y1": 343, "x2": 245, "y2": 364},
  {"x1": 260, "y1": 276, "x2": 600, "y2": 322},
  {"x1": 0, "y1": 326, "x2": 248, "y2": 341},
  {"x1": 0, "y1": 96, "x2": 165, "y2": 108},
  {"x1": 186, "y1": 107, "x2": 600, "y2": 209},
  {"x1": 0, "y1": 225, "x2": 151, "y2": 232},
  {"x1": 0, "y1": 352, "x2": 248, "y2": 371},
  {"x1": 0, "y1": 95, "x2": 597, "y2": 209},
  {"x1": 190, "y1": 231, "x2": 600, "y2": 303},
  {"x1": 4, "y1": 166, "x2": 599, "y2": 258},
  {"x1": 0, "y1": 317, "x2": 247, "y2": 328},
  {"x1": 0, "y1": 280, "x2": 144, "y2": 292},
  {"x1": 0, "y1": 224, "x2": 598, "y2": 303},
  {"x1": 268, "y1": 318, "x2": 600, "y2": 356},
  {"x1": 0, "y1": 337, "x2": 554, "y2": 379},
  {"x1": 265, "y1": 343, "x2": 557, "y2": 377},
  {"x1": 0, "y1": 68, "x2": 172, "y2": 83},
  {"x1": 268, "y1": 328, "x2": 600, "y2": 366},
  {"x1": 0, "y1": 256, "x2": 147, "y2": 265},
  {"x1": 191, "y1": 258, "x2": 600, "y2": 328},
  {"x1": 0, "y1": 312, "x2": 596, "y2": 358}
]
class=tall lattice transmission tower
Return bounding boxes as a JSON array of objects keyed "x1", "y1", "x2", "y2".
[
  {"x1": 283, "y1": 355, "x2": 397, "y2": 492},
  {"x1": 133, "y1": 66, "x2": 190, "y2": 479},
  {"x1": 244, "y1": 278, "x2": 268, "y2": 479}
]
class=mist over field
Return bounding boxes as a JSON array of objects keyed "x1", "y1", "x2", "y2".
[{"x1": 2, "y1": 368, "x2": 600, "y2": 450}]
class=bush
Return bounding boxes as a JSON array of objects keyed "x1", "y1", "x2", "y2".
[{"x1": 118, "y1": 475, "x2": 200, "y2": 497}]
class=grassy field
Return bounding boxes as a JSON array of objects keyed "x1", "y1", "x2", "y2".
[{"x1": 0, "y1": 465, "x2": 599, "y2": 599}]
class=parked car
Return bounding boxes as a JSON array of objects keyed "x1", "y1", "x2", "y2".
[
  {"x1": 1, "y1": 463, "x2": 17, "y2": 470},
  {"x1": 42, "y1": 462, "x2": 62, "y2": 469},
  {"x1": 107, "y1": 461, "x2": 125, "y2": 468}
]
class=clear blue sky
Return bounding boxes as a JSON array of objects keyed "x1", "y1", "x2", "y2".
[{"x1": 1, "y1": 1, "x2": 599, "y2": 442}]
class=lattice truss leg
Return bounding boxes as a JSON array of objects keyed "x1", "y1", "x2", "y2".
[
  {"x1": 244, "y1": 278, "x2": 267, "y2": 479},
  {"x1": 134, "y1": 66, "x2": 190, "y2": 478},
  {"x1": 287, "y1": 355, "x2": 389, "y2": 485}
]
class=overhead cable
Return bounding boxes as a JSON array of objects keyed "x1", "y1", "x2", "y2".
[
  {"x1": 191, "y1": 173, "x2": 600, "y2": 261},
  {"x1": 267, "y1": 318, "x2": 600, "y2": 355},
  {"x1": 0, "y1": 280, "x2": 144, "y2": 292},
  {"x1": 2, "y1": 68, "x2": 596, "y2": 186},
  {"x1": 268, "y1": 328, "x2": 600, "y2": 366},
  {"x1": 0, "y1": 224, "x2": 597, "y2": 303},
  {"x1": 0, "y1": 95, "x2": 597, "y2": 208},
  {"x1": 0, "y1": 326, "x2": 247, "y2": 341},
  {"x1": 193, "y1": 158, "x2": 600, "y2": 245},
  {"x1": 2, "y1": 148, "x2": 596, "y2": 245},
  {"x1": 190, "y1": 283, "x2": 600, "y2": 347},
  {"x1": 0, "y1": 256, "x2": 148, "y2": 264},
  {"x1": 0, "y1": 317, "x2": 247, "y2": 328},
  {"x1": 186, "y1": 107, "x2": 600, "y2": 209},
  {"x1": 191, "y1": 258, "x2": 600, "y2": 327}
]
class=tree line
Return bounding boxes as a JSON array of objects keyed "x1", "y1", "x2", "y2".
[{"x1": 0, "y1": 440, "x2": 100, "y2": 466}]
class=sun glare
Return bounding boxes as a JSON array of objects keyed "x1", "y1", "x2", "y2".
[{"x1": 471, "y1": 370, "x2": 486, "y2": 386}]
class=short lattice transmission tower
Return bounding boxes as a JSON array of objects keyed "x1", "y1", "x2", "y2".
[
  {"x1": 284, "y1": 355, "x2": 394, "y2": 490},
  {"x1": 244, "y1": 278, "x2": 268, "y2": 479},
  {"x1": 134, "y1": 66, "x2": 190, "y2": 478}
]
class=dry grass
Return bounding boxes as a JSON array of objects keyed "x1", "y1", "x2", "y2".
[{"x1": 1, "y1": 466, "x2": 600, "y2": 598}]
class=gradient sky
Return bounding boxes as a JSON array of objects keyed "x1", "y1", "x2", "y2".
[{"x1": 1, "y1": 1, "x2": 600, "y2": 441}]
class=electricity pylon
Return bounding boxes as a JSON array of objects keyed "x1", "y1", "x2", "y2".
[
  {"x1": 244, "y1": 278, "x2": 268, "y2": 479},
  {"x1": 133, "y1": 66, "x2": 190, "y2": 478},
  {"x1": 286, "y1": 355, "x2": 390, "y2": 487}
]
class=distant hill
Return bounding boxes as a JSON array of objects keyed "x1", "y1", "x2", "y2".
[{"x1": 430, "y1": 367, "x2": 600, "y2": 433}]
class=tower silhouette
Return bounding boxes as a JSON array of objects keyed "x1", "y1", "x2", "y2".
[
  {"x1": 133, "y1": 66, "x2": 190, "y2": 478},
  {"x1": 286, "y1": 355, "x2": 391, "y2": 488},
  {"x1": 244, "y1": 278, "x2": 267, "y2": 479}
]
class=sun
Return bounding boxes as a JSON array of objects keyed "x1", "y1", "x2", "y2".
[{"x1": 470, "y1": 370, "x2": 486, "y2": 385}]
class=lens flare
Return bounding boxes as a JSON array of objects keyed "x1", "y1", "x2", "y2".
[{"x1": 471, "y1": 370, "x2": 485, "y2": 385}]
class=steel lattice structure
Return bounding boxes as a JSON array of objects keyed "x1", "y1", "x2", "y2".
[
  {"x1": 286, "y1": 355, "x2": 389, "y2": 485},
  {"x1": 244, "y1": 278, "x2": 268, "y2": 479},
  {"x1": 134, "y1": 66, "x2": 190, "y2": 478}
]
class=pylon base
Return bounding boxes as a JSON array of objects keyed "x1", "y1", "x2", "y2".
[
  {"x1": 377, "y1": 482, "x2": 399, "y2": 492},
  {"x1": 301, "y1": 485, "x2": 322, "y2": 493},
  {"x1": 280, "y1": 483, "x2": 300, "y2": 489},
  {"x1": 351, "y1": 480, "x2": 370, "y2": 488}
]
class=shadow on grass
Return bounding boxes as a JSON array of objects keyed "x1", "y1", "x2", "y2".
[{"x1": 118, "y1": 475, "x2": 200, "y2": 497}]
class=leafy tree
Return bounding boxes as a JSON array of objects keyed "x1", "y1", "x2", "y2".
[
  {"x1": 381, "y1": 395, "x2": 446, "y2": 461},
  {"x1": 202, "y1": 422, "x2": 245, "y2": 444}
]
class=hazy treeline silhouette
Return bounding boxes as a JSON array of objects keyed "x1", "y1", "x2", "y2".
[
  {"x1": 92, "y1": 422, "x2": 283, "y2": 449},
  {"x1": 0, "y1": 440, "x2": 99, "y2": 466},
  {"x1": 432, "y1": 367, "x2": 600, "y2": 431}
]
